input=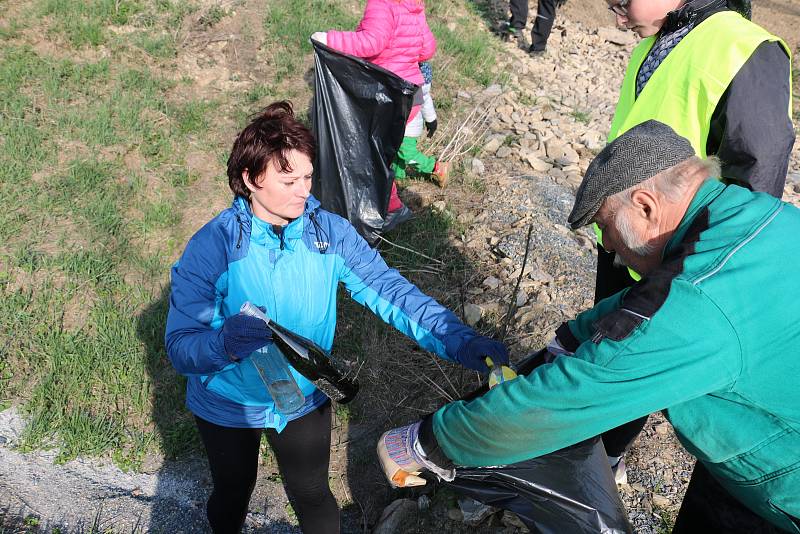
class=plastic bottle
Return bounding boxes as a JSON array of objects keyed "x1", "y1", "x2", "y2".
[{"x1": 239, "y1": 302, "x2": 306, "y2": 414}]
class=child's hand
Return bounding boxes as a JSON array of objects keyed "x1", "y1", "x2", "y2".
[
  {"x1": 425, "y1": 119, "x2": 437, "y2": 138},
  {"x1": 310, "y1": 32, "x2": 327, "y2": 46}
]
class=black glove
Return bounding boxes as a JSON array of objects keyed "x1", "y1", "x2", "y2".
[
  {"x1": 425, "y1": 119, "x2": 438, "y2": 138},
  {"x1": 221, "y1": 313, "x2": 272, "y2": 361}
]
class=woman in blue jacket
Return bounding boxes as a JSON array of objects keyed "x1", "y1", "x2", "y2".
[{"x1": 164, "y1": 101, "x2": 507, "y2": 534}]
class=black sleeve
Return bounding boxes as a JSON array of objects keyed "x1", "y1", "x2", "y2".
[{"x1": 707, "y1": 41, "x2": 795, "y2": 198}]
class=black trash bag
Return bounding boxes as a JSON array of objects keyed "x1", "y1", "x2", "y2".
[
  {"x1": 433, "y1": 350, "x2": 633, "y2": 534},
  {"x1": 310, "y1": 40, "x2": 417, "y2": 245}
]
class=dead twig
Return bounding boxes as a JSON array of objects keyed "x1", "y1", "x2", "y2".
[
  {"x1": 375, "y1": 234, "x2": 444, "y2": 265},
  {"x1": 501, "y1": 224, "x2": 534, "y2": 343}
]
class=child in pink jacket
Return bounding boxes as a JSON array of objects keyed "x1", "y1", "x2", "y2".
[{"x1": 312, "y1": 0, "x2": 450, "y2": 215}]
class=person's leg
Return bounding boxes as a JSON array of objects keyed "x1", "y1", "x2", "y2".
[
  {"x1": 601, "y1": 417, "x2": 648, "y2": 457},
  {"x1": 530, "y1": 0, "x2": 557, "y2": 52},
  {"x1": 195, "y1": 416, "x2": 263, "y2": 534},
  {"x1": 673, "y1": 461, "x2": 786, "y2": 533},
  {"x1": 266, "y1": 401, "x2": 340, "y2": 534},
  {"x1": 509, "y1": 0, "x2": 529, "y2": 29},
  {"x1": 396, "y1": 136, "x2": 436, "y2": 175}
]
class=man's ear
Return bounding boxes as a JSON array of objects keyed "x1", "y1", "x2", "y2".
[{"x1": 630, "y1": 189, "x2": 660, "y2": 225}]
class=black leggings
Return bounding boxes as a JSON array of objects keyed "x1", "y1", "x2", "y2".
[{"x1": 195, "y1": 402, "x2": 339, "y2": 534}]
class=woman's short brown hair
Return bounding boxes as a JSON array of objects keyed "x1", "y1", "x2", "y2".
[{"x1": 227, "y1": 101, "x2": 316, "y2": 199}]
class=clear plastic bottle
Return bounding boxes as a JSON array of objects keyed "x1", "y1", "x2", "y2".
[{"x1": 240, "y1": 302, "x2": 305, "y2": 414}]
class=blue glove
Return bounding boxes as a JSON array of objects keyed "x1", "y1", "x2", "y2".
[
  {"x1": 221, "y1": 313, "x2": 272, "y2": 361},
  {"x1": 455, "y1": 336, "x2": 509, "y2": 373}
]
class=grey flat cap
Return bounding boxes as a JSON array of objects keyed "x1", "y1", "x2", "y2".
[{"x1": 568, "y1": 120, "x2": 695, "y2": 229}]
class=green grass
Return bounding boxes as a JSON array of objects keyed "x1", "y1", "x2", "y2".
[
  {"x1": 571, "y1": 109, "x2": 591, "y2": 124},
  {"x1": 0, "y1": 0, "x2": 504, "y2": 473}
]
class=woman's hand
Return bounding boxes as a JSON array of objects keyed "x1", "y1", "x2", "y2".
[
  {"x1": 455, "y1": 336, "x2": 509, "y2": 373},
  {"x1": 221, "y1": 313, "x2": 272, "y2": 361}
]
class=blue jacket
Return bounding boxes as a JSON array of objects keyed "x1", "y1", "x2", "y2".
[{"x1": 166, "y1": 195, "x2": 477, "y2": 431}]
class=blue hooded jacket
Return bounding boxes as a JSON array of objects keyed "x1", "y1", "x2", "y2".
[{"x1": 165, "y1": 195, "x2": 478, "y2": 430}]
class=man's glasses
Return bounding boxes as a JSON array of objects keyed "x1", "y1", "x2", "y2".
[{"x1": 608, "y1": 0, "x2": 630, "y2": 17}]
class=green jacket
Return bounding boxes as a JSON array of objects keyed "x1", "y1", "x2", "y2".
[{"x1": 431, "y1": 181, "x2": 800, "y2": 531}]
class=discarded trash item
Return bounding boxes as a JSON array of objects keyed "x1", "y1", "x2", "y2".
[
  {"x1": 311, "y1": 40, "x2": 417, "y2": 244},
  {"x1": 435, "y1": 350, "x2": 633, "y2": 534},
  {"x1": 486, "y1": 357, "x2": 518, "y2": 389},
  {"x1": 240, "y1": 301, "x2": 359, "y2": 403},
  {"x1": 239, "y1": 302, "x2": 305, "y2": 414},
  {"x1": 458, "y1": 497, "x2": 498, "y2": 526}
]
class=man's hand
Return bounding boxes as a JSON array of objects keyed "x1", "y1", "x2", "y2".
[
  {"x1": 425, "y1": 119, "x2": 437, "y2": 138},
  {"x1": 221, "y1": 313, "x2": 272, "y2": 361},
  {"x1": 310, "y1": 32, "x2": 327, "y2": 46},
  {"x1": 377, "y1": 422, "x2": 427, "y2": 488},
  {"x1": 455, "y1": 336, "x2": 509, "y2": 373}
]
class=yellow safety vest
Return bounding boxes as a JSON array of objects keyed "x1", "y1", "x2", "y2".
[{"x1": 597, "y1": 11, "x2": 792, "y2": 280}]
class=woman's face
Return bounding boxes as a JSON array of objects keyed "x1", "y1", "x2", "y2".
[
  {"x1": 244, "y1": 149, "x2": 313, "y2": 225},
  {"x1": 607, "y1": 0, "x2": 684, "y2": 37}
]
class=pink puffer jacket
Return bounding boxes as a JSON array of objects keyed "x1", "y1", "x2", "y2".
[{"x1": 327, "y1": 0, "x2": 436, "y2": 86}]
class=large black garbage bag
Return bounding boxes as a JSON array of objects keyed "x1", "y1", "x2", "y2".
[
  {"x1": 435, "y1": 350, "x2": 633, "y2": 534},
  {"x1": 311, "y1": 41, "x2": 417, "y2": 244}
]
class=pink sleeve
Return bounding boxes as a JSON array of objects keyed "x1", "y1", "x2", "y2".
[
  {"x1": 418, "y1": 14, "x2": 437, "y2": 62},
  {"x1": 327, "y1": 0, "x2": 393, "y2": 58}
]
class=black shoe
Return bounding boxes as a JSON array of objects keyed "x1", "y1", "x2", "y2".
[
  {"x1": 494, "y1": 21, "x2": 511, "y2": 41},
  {"x1": 528, "y1": 47, "x2": 546, "y2": 57},
  {"x1": 382, "y1": 205, "x2": 414, "y2": 233},
  {"x1": 514, "y1": 30, "x2": 530, "y2": 51}
]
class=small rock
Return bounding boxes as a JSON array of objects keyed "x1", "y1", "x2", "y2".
[
  {"x1": 651, "y1": 494, "x2": 671, "y2": 508},
  {"x1": 496, "y1": 146, "x2": 513, "y2": 158},
  {"x1": 417, "y1": 494, "x2": 430, "y2": 511},
  {"x1": 524, "y1": 154, "x2": 552, "y2": 173},
  {"x1": 482, "y1": 276, "x2": 501, "y2": 289},
  {"x1": 373, "y1": 499, "x2": 418, "y2": 534},
  {"x1": 464, "y1": 303, "x2": 483, "y2": 326},
  {"x1": 483, "y1": 137, "x2": 503, "y2": 154},
  {"x1": 597, "y1": 26, "x2": 637, "y2": 46},
  {"x1": 432, "y1": 200, "x2": 447, "y2": 212},
  {"x1": 482, "y1": 84, "x2": 503, "y2": 97},
  {"x1": 457, "y1": 90, "x2": 472, "y2": 100},
  {"x1": 501, "y1": 510, "x2": 530, "y2": 532},
  {"x1": 555, "y1": 146, "x2": 580, "y2": 166},
  {"x1": 458, "y1": 497, "x2": 497, "y2": 526},
  {"x1": 654, "y1": 423, "x2": 670, "y2": 436},
  {"x1": 515, "y1": 291, "x2": 529, "y2": 307},
  {"x1": 471, "y1": 158, "x2": 486, "y2": 176}
]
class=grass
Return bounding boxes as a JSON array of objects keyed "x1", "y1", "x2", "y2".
[
  {"x1": 571, "y1": 109, "x2": 591, "y2": 124},
  {"x1": 0, "y1": 0, "x2": 504, "y2": 477}
]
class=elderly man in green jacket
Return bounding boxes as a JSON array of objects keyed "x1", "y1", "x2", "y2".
[{"x1": 376, "y1": 121, "x2": 800, "y2": 533}]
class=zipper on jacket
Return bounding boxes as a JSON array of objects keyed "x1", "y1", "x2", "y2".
[
  {"x1": 235, "y1": 215, "x2": 243, "y2": 249},
  {"x1": 272, "y1": 224, "x2": 285, "y2": 250}
]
